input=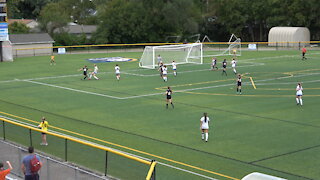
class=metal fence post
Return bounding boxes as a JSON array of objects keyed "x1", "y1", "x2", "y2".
[
  {"x1": 152, "y1": 167, "x2": 156, "y2": 180},
  {"x1": 2, "y1": 121, "x2": 5, "y2": 140},
  {"x1": 29, "y1": 129, "x2": 33, "y2": 147},
  {"x1": 65, "y1": 139, "x2": 68, "y2": 161},
  {"x1": 47, "y1": 157, "x2": 50, "y2": 180},
  {"x1": 105, "y1": 151, "x2": 108, "y2": 176},
  {"x1": 18, "y1": 147, "x2": 22, "y2": 177}
]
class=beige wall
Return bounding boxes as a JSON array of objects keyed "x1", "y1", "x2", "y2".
[{"x1": 13, "y1": 43, "x2": 53, "y2": 57}]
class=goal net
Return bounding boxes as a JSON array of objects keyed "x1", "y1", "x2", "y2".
[
  {"x1": 202, "y1": 34, "x2": 241, "y2": 57},
  {"x1": 139, "y1": 43, "x2": 203, "y2": 69}
]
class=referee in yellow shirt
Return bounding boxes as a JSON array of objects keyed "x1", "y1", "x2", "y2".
[{"x1": 38, "y1": 117, "x2": 49, "y2": 146}]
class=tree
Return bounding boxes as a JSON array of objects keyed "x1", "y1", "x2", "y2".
[
  {"x1": 93, "y1": 0, "x2": 201, "y2": 44},
  {"x1": 9, "y1": 22, "x2": 30, "y2": 34},
  {"x1": 38, "y1": 2, "x2": 70, "y2": 34}
]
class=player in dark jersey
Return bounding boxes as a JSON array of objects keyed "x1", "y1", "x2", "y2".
[
  {"x1": 158, "y1": 62, "x2": 164, "y2": 78},
  {"x1": 222, "y1": 59, "x2": 227, "y2": 76},
  {"x1": 165, "y1": 86, "x2": 174, "y2": 109},
  {"x1": 79, "y1": 65, "x2": 89, "y2": 80},
  {"x1": 236, "y1": 74, "x2": 242, "y2": 94}
]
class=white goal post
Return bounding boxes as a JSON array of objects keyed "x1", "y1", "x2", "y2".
[
  {"x1": 202, "y1": 34, "x2": 241, "y2": 57},
  {"x1": 139, "y1": 43, "x2": 203, "y2": 69}
]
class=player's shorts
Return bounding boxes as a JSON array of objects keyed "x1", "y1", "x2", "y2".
[
  {"x1": 201, "y1": 124, "x2": 209, "y2": 130},
  {"x1": 41, "y1": 132, "x2": 46, "y2": 135},
  {"x1": 116, "y1": 72, "x2": 120, "y2": 75},
  {"x1": 232, "y1": 65, "x2": 236, "y2": 68},
  {"x1": 93, "y1": 72, "x2": 98, "y2": 74},
  {"x1": 163, "y1": 72, "x2": 167, "y2": 75},
  {"x1": 223, "y1": 65, "x2": 226, "y2": 68},
  {"x1": 302, "y1": 52, "x2": 305, "y2": 56},
  {"x1": 237, "y1": 82, "x2": 242, "y2": 86},
  {"x1": 83, "y1": 72, "x2": 87, "y2": 75},
  {"x1": 173, "y1": 68, "x2": 176, "y2": 71},
  {"x1": 296, "y1": 92, "x2": 303, "y2": 96},
  {"x1": 166, "y1": 95, "x2": 171, "y2": 99}
]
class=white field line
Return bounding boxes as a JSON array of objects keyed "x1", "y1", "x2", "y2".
[
  {"x1": 0, "y1": 62, "x2": 264, "y2": 83},
  {"x1": 3, "y1": 70, "x2": 318, "y2": 100},
  {"x1": 157, "y1": 161, "x2": 218, "y2": 180},
  {"x1": 22, "y1": 80, "x2": 123, "y2": 100}
]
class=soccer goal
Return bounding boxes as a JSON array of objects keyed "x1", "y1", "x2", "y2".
[
  {"x1": 202, "y1": 34, "x2": 241, "y2": 57},
  {"x1": 139, "y1": 43, "x2": 203, "y2": 69}
]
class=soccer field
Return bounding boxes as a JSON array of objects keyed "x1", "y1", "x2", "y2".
[{"x1": 0, "y1": 50, "x2": 319, "y2": 180}]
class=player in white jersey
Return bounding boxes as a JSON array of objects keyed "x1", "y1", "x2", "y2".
[
  {"x1": 89, "y1": 64, "x2": 99, "y2": 80},
  {"x1": 172, "y1": 61, "x2": 177, "y2": 76},
  {"x1": 211, "y1": 58, "x2": 218, "y2": 70},
  {"x1": 296, "y1": 83, "x2": 303, "y2": 105},
  {"x1": 162, "y1": 65, "x2": 168, "y2": 82},
  {"x1": 231, "y1": 58, "x2": 237, "y2": 74},
  {"x1": 157, "y1": 55, "x2": 162, "y2": 66},
  {"x1": 200, "y1": 112, "x2": 210, "y2": 142},
  {"x1": 115, "y1": 64, "x2": 120, "y2": 81}
]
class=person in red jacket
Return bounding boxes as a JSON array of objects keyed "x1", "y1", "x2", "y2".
[
  {"x1": 0, "y1": 161, "x2": 13, "y2": 180},
  {"x1": 302, "y1": 47, "x2": 307, "y2": 60}
]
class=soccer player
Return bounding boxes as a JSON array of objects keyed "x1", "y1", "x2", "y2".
[
  {"x1": 162, "y1": 65, "x2": 168, "y2": 82},
  {"x1": 38, "y1": 117, "x2": 49, "y2": 146},
  {"x1": 115, "y1": 64, "x2": 120, "y2": 81},
  {"x1": 296, "y1": 83, "x2": 303, "y2": 105},
  {"x1": 302, "y1": 47, "x2": 307, "y2": 60},
  {"x1": 158, "y1": 62, "x2": 164, "y2": 78},
  {"x1": 79, "y1": 65, "x2": 89, "y2": 80},
  {"x1": 236, "y1": 74, "x2": 242, "y2": 94},
  {"x1": 157, "y1": 55, "x2": 162, "y2": 66},
  {"x1": 50, "y1": 55, "x2": 56, "y2": 65},
  {"x1": 89, "y1": 64, "x2": 99, "y2": 80},
  {"x1": 165, "y1": 86, "x2": 174, "y2": 109},
  {"x1": 211, "y1": 57, "x2": 218, "y2": 70},
  {"x1": 200, "y1": 112, "x2": 210, "y2": 142},
  {"x1": 222, "y1": 59, "x2": 227, "y2": 76},
  {"x1": 172, "y1": 61, "x2": 177, "y2": 76},
  {"x1": 231, "y1": 58, "x2": 237, "y2": 74}
]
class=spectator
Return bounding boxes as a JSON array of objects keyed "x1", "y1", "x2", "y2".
[
  {"x1": 21, "y1": 146, "x2": 42, "y2": 180},
  {"x1": 38, "y1": 117, "x2": 48, "y2": 146},
  {"x1": 0, "y1": 161, "x2": 13, "y2": 180}
]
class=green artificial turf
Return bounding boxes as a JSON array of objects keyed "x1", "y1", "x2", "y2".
[{"x1": 0, "y1": 50, "x2": 319, "y2": 180}]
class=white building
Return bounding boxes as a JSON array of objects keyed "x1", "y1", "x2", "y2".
[{"x1": 268, "y1": 27, "x2": 310, "y2": 47}]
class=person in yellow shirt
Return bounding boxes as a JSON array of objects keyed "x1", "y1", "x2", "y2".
[
  {"x1": 50, "y1": 55, "x2": 56, "y2": 65},
  {"x1": 38, "y1": 117, "x2": 49, "y2": 146}
]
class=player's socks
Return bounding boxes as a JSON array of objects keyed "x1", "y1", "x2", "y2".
[
  {"x1": 89, "y1": 74, "x2": 92, "y2": 79},
  {"x1": 171, "y1": 102, "x2": 174, "y2": 108},
  {"x1": 166, "y1": 104, "x2": 168, "y2": 109},
  {"x1": 94, "y1": 76, "x2": 99, "y2": 80},
  {"x1": 201, "y1": 133, "x2": 204, "y2": 140},
  {"x1": 239, "y1": 89, "x2": 242, "y2": 94},
  {"x1": 236, "y1": 88, "x2": 239, "y2": 93},
  {"x1": 205, "y1": 133, "x2": 208, "y2": 142},
  {"x1": 300, "y1": 99, "x2": 303, "y2": 105},
  {"x1": 233, "y1": 69, "x2": 237, "y2": 74},
  {"x1": 174, "y1": 72, "x2": 176, "y2": 76},
  {"x1": 296, "y1": 98, "x2": 299, "y2": 105}
]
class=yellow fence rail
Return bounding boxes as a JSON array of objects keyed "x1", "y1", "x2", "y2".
[
  {"x1": 0, "y1": 117, "x2": 156, "y2": 179},
  {"x1": 14, "y1": 40, "x2": 320, "y2": 51}
]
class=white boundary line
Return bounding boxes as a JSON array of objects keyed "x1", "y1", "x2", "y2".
[
  {"x1": 22, "y1": 80, "x2": 123, "y2": 100},
  {"x1": 3, "y1": 70, "x2": 319, "y2": 100}
]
